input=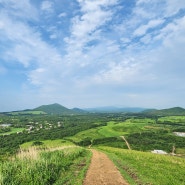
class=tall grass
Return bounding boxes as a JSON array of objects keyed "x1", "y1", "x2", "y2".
[
  {"x1": 98, "y1": 146, "x2": 185, "y2": 185},
  {"x1": 0, "y1": 147, "x2": 91, "y2": 185},
  {"x1": 20, "y1": 139, "x2": 75, "y2": 150}
]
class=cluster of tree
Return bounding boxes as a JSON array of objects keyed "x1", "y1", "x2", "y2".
[
  {"x1": 0, "y1": 127, "x2": 11, "y2": 133},
  {"x1": 73, "y1": 136, "x2": 128, "y2": 149},
  {"x1": 2, "y1": 112, "x2": 185, "y2": 159},
  {"x1": 126, "y1": 130, "x2": 185, "y2": 152},
  {"x1": 0, "y1": 113, "x2": 122, "y2": 158}
]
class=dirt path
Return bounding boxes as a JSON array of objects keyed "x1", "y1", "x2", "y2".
[
  {"x1": 120, "y1": 136, "x2": 131, "y2": 150},
  {"x1": 83, "y1": 150, "x2": 129, "y2": 185}
]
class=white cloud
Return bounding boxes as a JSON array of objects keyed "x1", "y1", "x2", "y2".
[
  {"x1": 0, "y1": 2, "x2": 64, "y2": 90},
  {"x1": 0, "y1": 0, "x2": 38, "y2": 20},
  {"x1": 133, "y1": 19, "x2": 164, "y2": 37},
  {"x1": 0, "y1": 14, "x2": 61, "y2": 68},
  {"x1": 41, "y1": 1, "x2": 54, "y2": 12},
  {"x1": 1, "y1": 0, "x2": 185, "y2": 110},
  {"x1": 136, "y1": 0, "x2": 185, "y2": 17},
  {"x1": 136, "y1": 0, "x2": 151, "y2": 5},
  {"x1": 93, "y1": 62, "x2": 140, "y2": 84},
  {"x1": 58, "y1": 12, "x2": 67, "y2": 18},
  {"x1": 165, "y1": 0, "x2": 185, "y2": 16},
  {"x1": 65, "y1": 0, "x2": 117, "y2": 57}
]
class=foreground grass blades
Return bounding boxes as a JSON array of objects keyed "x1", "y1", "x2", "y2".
[{"x1": 0, "y1": 147, "x2": 91, "y2": 185}]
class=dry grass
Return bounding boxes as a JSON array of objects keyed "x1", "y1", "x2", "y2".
[
  {"x1": 17, "y1": 147, "x2": 40, "y2": 160},
  {"x1": 16, "y1": 145, "x2": 79, "y2": 160}
]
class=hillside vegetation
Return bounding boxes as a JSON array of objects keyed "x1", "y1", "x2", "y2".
[
  {"x1": 0, "y1": 146, "x2": 91, "y2": 185},
  {"x1": 1, "y1": 105, "x2": 185, "y2": 184},
  {"x1": 98, "y1": 146, "x2": 185, "y2": 185},
  {"x1": 144, "y1": 107, "x2": 185, "y2": 116},
  {"x1": 34, "y1": 103, "x2": 75, "y2": 115}
]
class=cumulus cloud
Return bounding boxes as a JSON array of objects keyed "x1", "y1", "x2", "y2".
[
  {"x1": 0, "y1": 0, "x2": 185, "y2": 110},
  {"x1": 0, "y1": 13, "x2": 62, "y2": 68},
  {"x1": 65, "y1": 0, "x2": 117, "y2": 57}
]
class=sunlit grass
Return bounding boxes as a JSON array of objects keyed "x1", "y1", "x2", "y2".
[
  {"x1": 98, "y1": 146, "x2": 185, "y2": 185},
  {"x1": 0, "y1": 147, "x2": 91, "y2": 185},
  {"x1": 20, "y1": 139, "x2": 75, "y2": 150},
  {"x1": 0, "y1": 128, "x2": 24, "y2": 136},
  {"x1": 66, "y1": 127, "x2": 104, "y2": 142}
]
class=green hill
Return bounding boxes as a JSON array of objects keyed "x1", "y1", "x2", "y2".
[
  {"x1": 33, "y1": 103, "x2": 75, "y2": 115},
  {"x1": 1, "y1": 104, "x2": 87, "y2": 115},
  {"x1": 143, "y1": 107, "x2": 185, "y2": 116}
]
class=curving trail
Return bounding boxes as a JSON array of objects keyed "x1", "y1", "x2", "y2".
[
  {"x1": 83, "y1": 149, "x2": 129, "y2": 185},
  {"x1": 120, "y1": 136, "x2": 132, "y2": 150}
]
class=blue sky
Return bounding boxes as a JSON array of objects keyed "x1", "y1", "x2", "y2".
[{"x1": 0, "y1": 0, "x2": 185, "y2": 111}]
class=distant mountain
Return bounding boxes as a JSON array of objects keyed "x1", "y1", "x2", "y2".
[
  {"x1": 2, "y1": 104, "x2": 185, "y2": 116},
  {"x1": 34, "y1": 103, "x2": 75, "y2": 115},
  {"x1": 84, "y1": 106, "x2": 146, "y2": 113},
  {"x1": 0, "y1": 104, "x2": 87, "y2": 115},
  {"x1": 143, "y1": 107, "x2": 185, "y2": 116},
  {"x1": 72, "y1": 108, "x2": 88, "y2": 114}
]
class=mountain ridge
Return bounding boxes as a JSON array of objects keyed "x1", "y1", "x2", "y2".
[
  {"x1": 1, "y1": 103, "x2": 185, "y2": 115},
  {"x1": 33, "y1": 103, "x2": 86, "y2": 115},
  {"x1": 143, "y1": 107, "x2": 185, "y2": 116},
  {"x1": 84, "y1": 106, "x2": 146, "y2": 113}
]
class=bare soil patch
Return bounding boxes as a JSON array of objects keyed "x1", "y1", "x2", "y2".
[{"x1": 83, "y1": 149, "x2": 129, "y2": 185}]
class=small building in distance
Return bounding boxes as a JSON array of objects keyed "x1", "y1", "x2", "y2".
[
  {"x1": 151, "y1": 150, "x2": 167, "y2": 155},
  {"x1": 173, "y1": 132, "x2": 185, "y2": 137}
]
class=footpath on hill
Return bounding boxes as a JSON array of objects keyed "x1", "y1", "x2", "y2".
[
  {"x1": 120, "y1": 136, "x2": 132, "y2": 150},
  {"x1": 83, "y1": 149, "x2": 129, "y2": 185}
]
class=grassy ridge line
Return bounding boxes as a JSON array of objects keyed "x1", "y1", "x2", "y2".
[{"x1": 98, "y1": 146, "x2": 185, "y2": 185}]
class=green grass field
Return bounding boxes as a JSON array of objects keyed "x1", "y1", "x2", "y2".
[
  {"x1": 158, "y1": 116, "x2": 185, "y2": 124},
  {"x1": 98, "y1": 146, "x2": 185, "y2": 185},
  {"x1": 0, "y1": 128, "x2": 24, "y2": 136},
  {"x1": 67, "y1": 119, "x2": 156, "y2": 143}
]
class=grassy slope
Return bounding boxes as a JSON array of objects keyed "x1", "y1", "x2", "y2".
[
  {"x1": 98, "y1": 146, "x2": 185, "y2": 185},
  {"x1": 67, "y1": 119, "x2": 154, "y2": 142},
  {"x1": 0, "y1": 144, "x2": 92, "y2": 185}
]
